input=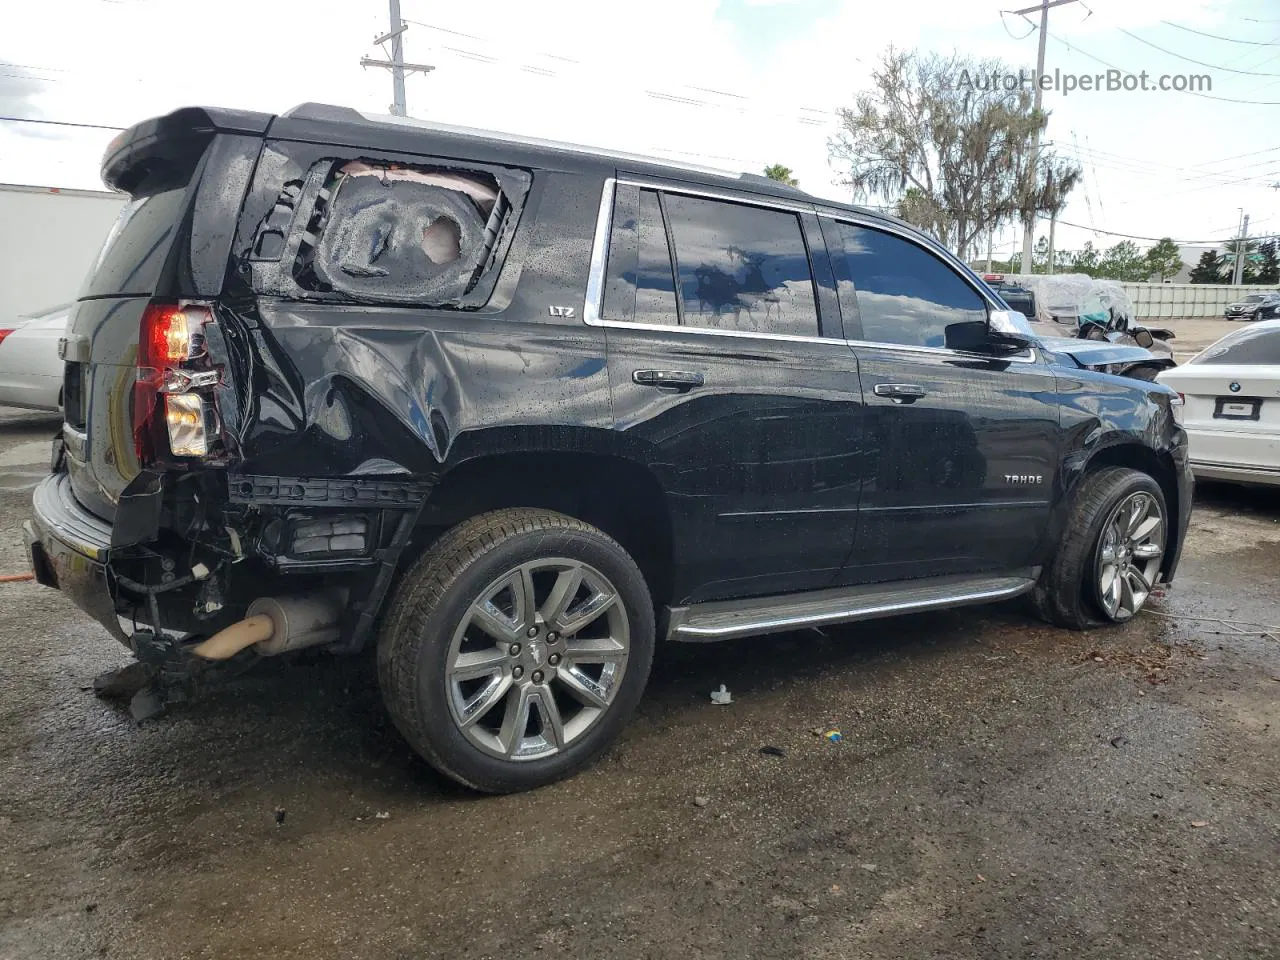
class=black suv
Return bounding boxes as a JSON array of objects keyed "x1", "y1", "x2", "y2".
[{"x1": 26, "y1": 104, "x2": 1192, "y2": 793}]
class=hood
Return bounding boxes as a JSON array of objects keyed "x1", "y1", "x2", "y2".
[{"x1": 1034, "y1": 336, "x2": 1170, "y2": 370}]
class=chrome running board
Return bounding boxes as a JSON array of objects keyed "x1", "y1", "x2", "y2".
[{"x1": 665, "y1": 572, "x2": 1037, "y2": 643}]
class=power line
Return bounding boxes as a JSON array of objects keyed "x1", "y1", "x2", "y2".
[
  {"x1": 0, "y1": 115, "x2": 124, "y2": 131},
  {"x1": 1114, "y1": 25, "x2": 1280, "y2": 76},
  {"x1": 1042, "y1": 216, "x2": 1267, "y2": 245},
  {"x1": 401, "y1": 16, "x2": 836, "y2": 127},
  {"x1": 1068, "y1": 141, "x2": 1280, "y2": 183},
  {"x1": 1043, "y1": 29, "x2": 1280, "y2": 104},
  {"x1": 1159, "y1": 20, "x2": 1280, "y2": 45}
]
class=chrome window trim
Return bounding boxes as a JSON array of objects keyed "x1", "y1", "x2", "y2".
[{"x1": 582, "y1": 176, "x2": 1041, "y2": 362}]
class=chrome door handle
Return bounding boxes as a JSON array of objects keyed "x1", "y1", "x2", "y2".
[
  {"x1": 873, "y1": 382, "x2": 926, "y2": 403},
  {"x1": 633, "y1": 369, "x2": 704, "y2": 391}
]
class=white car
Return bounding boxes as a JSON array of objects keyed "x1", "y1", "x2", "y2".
[
  {"x1": 1157, "y1": 319, "x2": 1280, "y2": 487},
  {"x1": 0, "y1": 304, "x2": 69, "y2": 411}
]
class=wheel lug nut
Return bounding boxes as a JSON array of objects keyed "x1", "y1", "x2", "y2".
[
  {"x1": 548, "y1": 653, "x2": 560, "y2": 666},
  {"x1": 547, "y1": 631, "x2": 558, "y2": 643},
  {"x1": 532, "y1": 670, "x2": 544, "y2": 684},
  {"x1": 513, "y1": 666, "x2": 524, "y2": 680},
  {"x1": 509, "y1": 643, "x2": 521, "y2": 656},
  {"x1": 527, "y1": 626, "x2": 538, "y2": 638}
]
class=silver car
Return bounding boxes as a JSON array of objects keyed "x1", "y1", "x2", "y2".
[{"x1": 0, "y1": 304, "x2": 69, "y2": 411}]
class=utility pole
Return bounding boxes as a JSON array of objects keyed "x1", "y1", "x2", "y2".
[
  {"x1": 986, "y1": 227, "x2": 994, "y2": 274},
  {"x1": 1011, "y1": 0, "x2": 1080, "y2": 279},
  {"x1": 1232, "y1": 212, "x2": 1250, "y2": 285},
  {"x1": 361, "y1": 0, "x2": 434, "y2": 117}
]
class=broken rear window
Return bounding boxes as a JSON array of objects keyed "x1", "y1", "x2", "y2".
[{"x1": 272, "y1": 157, "x2": 527, "y2": 308}]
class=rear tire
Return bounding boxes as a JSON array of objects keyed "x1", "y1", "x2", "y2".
[
  {"x1": 1031, "y1": 467, "x2": 1167, "y2": 630},
  {"x1": 377, "y1": 508, "x2": 654, "y2": 793}
]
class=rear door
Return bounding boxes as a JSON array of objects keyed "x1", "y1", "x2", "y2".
[
  {"x1": 593, "y1": 179, "x2": 864, "y2": 603},
  {"x1": 824, "y1": 218, "x2": 1062, "y2": 584}
]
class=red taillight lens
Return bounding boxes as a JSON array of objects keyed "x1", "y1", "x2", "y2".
[
  {"x1": 0, "y1": 329, "x2": 14, "y2": 347},
  {"x1": 134, "y1": 302, "x2": 216, "y2": 466},
  {"x1": 145, "y1": 305, "x2": 192, "y2": 364}
]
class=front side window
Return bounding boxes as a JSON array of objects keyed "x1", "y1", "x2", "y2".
[
  {"x1": 837, "y1": 223, "x2": 987, "y2": 349},
  {"x1": 664, "y1": 194, "x2": 819, "y2": 337}
]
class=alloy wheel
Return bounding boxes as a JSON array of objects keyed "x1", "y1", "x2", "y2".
[
  {"x1": 1095, "y1": 491, "x2": 1165, "y2": 621},
  {"x1": 444, "y1": 558, "x2": 630, "y2": 761}
]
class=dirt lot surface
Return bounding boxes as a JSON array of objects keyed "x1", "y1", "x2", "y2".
[{"x1": 2, "y1": 364, "x2": 1278, "y2": 959}]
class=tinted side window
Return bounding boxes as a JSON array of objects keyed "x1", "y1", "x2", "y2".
[
  {"x1": 837, "y1": 223, "x2": 986, "y2": 348},
  {"x1": 1194, "y1": 325, "x2": 1280, "y2": 365},
  {"x1": 601, "y1": 187, "x2": 679, "y2": 325},
  {"x1": 635, "y1": 190, "x2": 679, "y2": 325},
  {"x1": 664, "y1": 194, "x2": 819, "y2": 337}
]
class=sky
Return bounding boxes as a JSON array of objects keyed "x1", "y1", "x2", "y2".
[{"x1": 2, "y1": 0, "x2": 1278, "y2": 259}]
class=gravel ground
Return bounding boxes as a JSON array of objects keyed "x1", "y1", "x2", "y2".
[{"x1": 1, "y1": 389, "x2": 1277, "y2": 960}]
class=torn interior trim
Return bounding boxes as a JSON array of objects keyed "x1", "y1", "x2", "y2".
[{"x1": 306, "y1": 161, "x2": 504, "y2": 306}]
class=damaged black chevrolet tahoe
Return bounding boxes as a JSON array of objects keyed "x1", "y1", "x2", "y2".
[{"x1": 26, "y1": 104, "x2": 1193, "y2": 793}]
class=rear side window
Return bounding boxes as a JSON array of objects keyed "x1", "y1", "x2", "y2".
[
  {"x1": 1193, "y1": 325, "x2": 1280, "y2": 365},
  {"x1": 250, "y1": 154, "x2": 530, "y2": 309},
  {"x1": 81, "y1": 188, "x2": 188, "y2": 298},
  {"x1": 601, "y1": 187, "x2": 679, "y2": 326},
  {"x1": 664, "y1": 194, "x2": 819, "y2": 337},
  {"x1": 836, "y1": 223, "x2": 987, "y2": 348}
]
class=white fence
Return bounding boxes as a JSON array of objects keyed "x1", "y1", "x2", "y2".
[{"x1": 1119, "y1": 283, "x2": 1280, "y2": 320}]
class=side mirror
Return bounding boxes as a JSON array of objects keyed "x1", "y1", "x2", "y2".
[
  {"x1": 988, "y1": 309, "x2": 1032, "y2": 335},
  {"x1": 945, "y1": 319, "x2": 1033, "y2": 356},
  {"x1": 1133, "y1": 329, "x2": 1155, "y2": 349}
]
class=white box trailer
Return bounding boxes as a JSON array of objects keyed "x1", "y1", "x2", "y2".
[{"x1": 0, "y1": 183, "x2": 127, "y2": 324}]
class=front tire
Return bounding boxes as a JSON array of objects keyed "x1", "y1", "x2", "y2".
[
  {"x1": 377, "y1": 509, "x2": 654, "y2": 793},
  {"x1": 1032, "y1": 467, "x2": 1167, "y2": 630}
]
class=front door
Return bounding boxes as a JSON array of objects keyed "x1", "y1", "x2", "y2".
[
  {"x1": 823, "y1": 218, "x2": 1062, "y2": 584},
  {"x1": 593, "y1": 180, "x2": 864, "y2": 603}
]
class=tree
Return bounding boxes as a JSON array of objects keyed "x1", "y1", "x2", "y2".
[
  {"x1": 1068, "y1": 241, "x2": 1100, "y2": 275},
  {"x1": 895, "y1": 186, "x2": 945, "y2": 239},
  {"x1": 1096, "y1": 241, "x2": 1149, "y2": 282},
  {"x1": 1020, "y1": 156, "x2": 1082, "y2": 275},
  {"x1": 1257, "y1": 238, "x2": 1279, "y2": 285},
  {"x1": 1033, "y1": 236, "x2": 1051, "y2": 272},
  {"x1": 1222, "y1": 238, "x2": 1259, "y2": 284},
  {"x1": 1188, "y1": 249, "x2": 1227, "y2": 284},
  {"x1": 829, "y1": 48, "x2": 1074, "y2": 259},
  {"x1": 1144, "y1": 238, "x2": 1184, "y2": 282},
  {"x1": 763, "y1": 164, "x2": 798, "y2": 186}
]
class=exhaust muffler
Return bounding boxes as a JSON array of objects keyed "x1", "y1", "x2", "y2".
[{"x1": 191, "y1": 592, "x2": 346, "y2": 660}]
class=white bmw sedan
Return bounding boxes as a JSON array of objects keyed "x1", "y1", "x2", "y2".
[{"x1": 1158, "y1": 319, "x2": 1280, "y2": 487}]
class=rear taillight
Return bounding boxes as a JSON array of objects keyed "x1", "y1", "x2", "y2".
[
  {"x1": 134, "y1": 302, "x2": 219, "y2": 466},
  {"x1": 0, "y1": 329, "x2": 14, "y2": 347}
]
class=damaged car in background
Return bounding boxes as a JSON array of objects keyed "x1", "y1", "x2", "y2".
[
  {"x1": 998, "y1": 273, "x2": 1176, "y2": 382},
  {"x1": 26, "y1": 104, "x2": 1192, "y2": 793}
]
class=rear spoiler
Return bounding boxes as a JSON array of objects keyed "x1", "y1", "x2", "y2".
[{"x1": 102, "y1": 106, "x2": 274, "y2": 194}]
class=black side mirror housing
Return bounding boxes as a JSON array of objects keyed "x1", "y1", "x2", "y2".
[{"x1": 944, "y1": 319, "x2": 1033, "y2": 356}]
